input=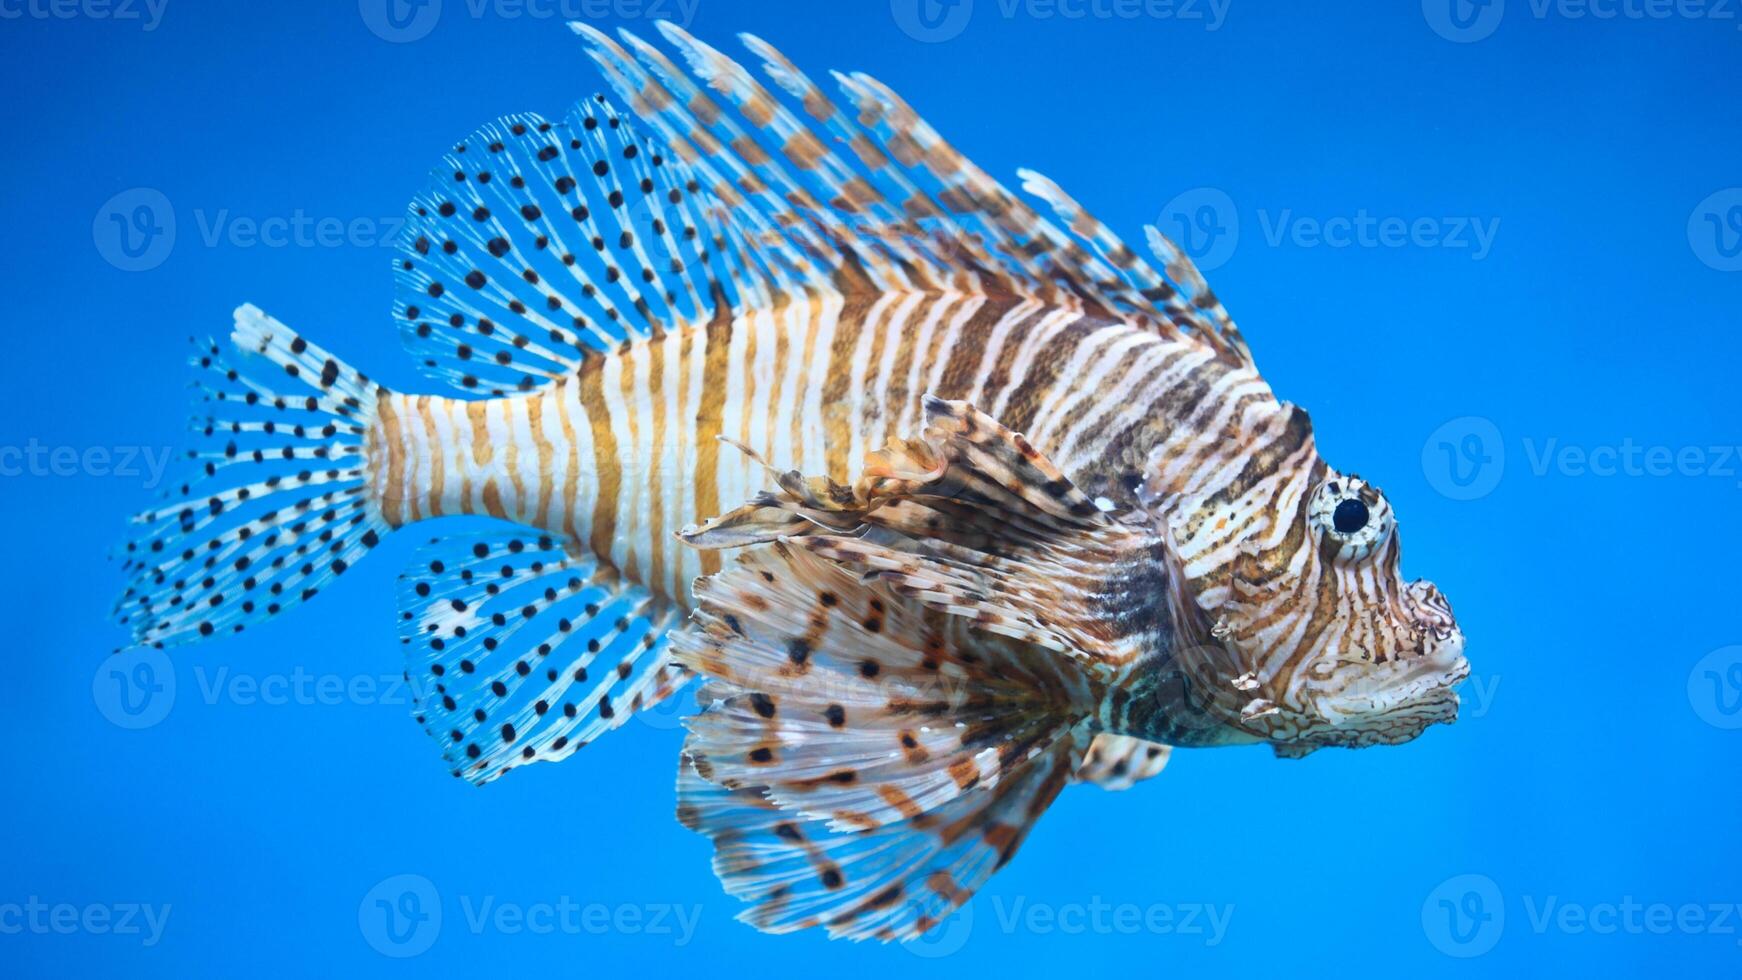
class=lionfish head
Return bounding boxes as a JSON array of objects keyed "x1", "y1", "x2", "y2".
[{"x1": 1213, "y1": 465, "x2": 1469, "y2": 755}]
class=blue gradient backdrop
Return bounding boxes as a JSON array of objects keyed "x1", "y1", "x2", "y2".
[{"x1": 5, "y1": 1, "x2": 1740, "y2": 976}]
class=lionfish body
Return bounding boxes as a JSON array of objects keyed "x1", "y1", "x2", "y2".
[{"x1": 114, "y1": 23, "x2": 1468, "y2": 942}]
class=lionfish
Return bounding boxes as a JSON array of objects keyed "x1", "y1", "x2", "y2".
[{"x1": 113, "y1": 23, "x2": 1469, "y2": 941}]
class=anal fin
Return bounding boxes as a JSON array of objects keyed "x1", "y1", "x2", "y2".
[{"x1": 398, "y1": 529, "x2": 686, "y2": 784}]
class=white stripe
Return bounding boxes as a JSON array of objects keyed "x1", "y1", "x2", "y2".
[
  {"x1": 894, "y1": 293, "x2": 956, "y2": 436},
  {"x1": 964, "y1": 298, "x2": 1043, "y2": 408},
  {"x1": 868, "y1": 292, "x2": 925, "y2": 450},
  {"x1": 658, "y1": 325, "x2": 684, "y2": 599},
  {"x1": 597, "y1": 352, "x2": 637, "y2": 571},
  {"x1": 844, "y1": 292, "x2": 901, "y2": 474},
  {"x1": 539, "y1": 386, "x2": 571, "y2": 544},
  {"x1": 801, "y1": 293, "x2": 842, "y2": 478}
]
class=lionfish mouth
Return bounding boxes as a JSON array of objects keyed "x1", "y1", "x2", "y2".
[{"x1": 1408, "y1": 578, "x2": 1463, "y2": 660}]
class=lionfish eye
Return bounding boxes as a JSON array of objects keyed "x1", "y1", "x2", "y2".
[
  {"x1": 1332, "y1": 498, "x2": 1369, "y2": 534},
  {"x1": 1310, "y1": 475, "x2": 1392, "y2": 559}
]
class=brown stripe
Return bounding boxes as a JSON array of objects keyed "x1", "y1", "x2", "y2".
[
  {"x1": 820, "y1": 295, "x2": 872, "y2": 482},
  {"x1": 998, "y1": 315, "x2": 1091, "y2": 434},
  {"x1": 694, "y1": 314, "x2": 731, "y2": 578},
  {"x1": 449, "y1": 399, "x2": 471, "y2": 512},
  {"x1": 465, "y1": 399, "x2": 493, "y2": 466},
  {"x1": 577, "y1": 369, "x2": 621, "y2": 566},
  {"x1": 764, "y1": 299, "x2": 791, "y2": 469},
  {"x1": 375, "y1": 392, "x2": 405, "y2": 527},
  {"x1": 503, "y1": 398, "x2": 526, "y2": 521},
  {"x1": 481, "y1": 478, "x2": 506, "y2": 520},
  {"x1": 557, "y1": 381, "x2": 581, "y2": 543},
  {"x1": 528, "y1": 395, "x2": 554, "y2": 529},
  {"x1": 616, "y1": 349, "x2": 643, "y2": 585},
  {"x1": 645, "y1": 334, "x2": 667, "y2": 599},
  {"x1": 931, "y1": 297, "x2": 1011, "y2": 402},
  {"x1": 877, "y1": 784, "x2": 926, "y2": 820},
  {"x1": 673, "y1": 325, "x2": 693, "y2": 596},
  {"x1": 416, "y1": 396, "x2": 444, "y2": 518}
]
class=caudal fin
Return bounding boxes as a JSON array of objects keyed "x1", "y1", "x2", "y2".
[{"x1": 112, "y1": 304, "x2": 392, "y2": 649}]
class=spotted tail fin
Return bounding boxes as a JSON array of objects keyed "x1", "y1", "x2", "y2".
[{"x1": 112, "y1": 304, "x2": 393, "y2": 649}]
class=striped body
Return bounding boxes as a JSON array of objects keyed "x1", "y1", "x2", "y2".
[{"x1": 367, "y1": 291, "x2": 1277, "y2": 613}]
